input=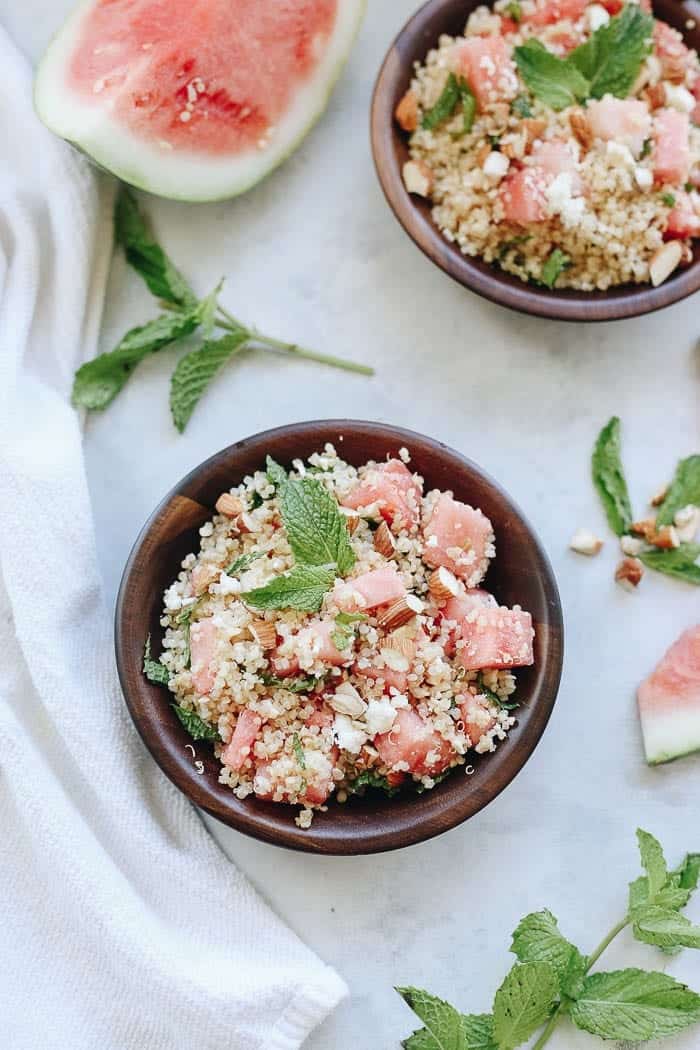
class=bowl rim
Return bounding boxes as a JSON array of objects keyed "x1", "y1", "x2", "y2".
[
  {"x1": 370, "y1": 0, "x2": 700, "y2": 322},
  {"x1": 115, "y1": 419, "x2": 564, "y2": 854}
]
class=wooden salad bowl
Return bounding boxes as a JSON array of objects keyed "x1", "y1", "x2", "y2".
[
  {"x1": 115, "y1": 421, "x2": 564, "y2": 854},
  {"x1": 370, "y1": 0, "x2": 700, "y2": 321}
]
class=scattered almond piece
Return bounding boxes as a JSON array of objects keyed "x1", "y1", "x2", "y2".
[
  {"x1": 615, "y1": 557, "x2": 644, "y2": 591},
  {"x1": 428, "y1": 566, "x2": 461, "y2": 603},
  {"x1": 645, "y1": 82, "x2": 667, "y2": 110},
  {"x1": 327, "y1": 682, "x2": 366, "y2": 717},
  {"x1": 653, "y1": 525, "x2": 680, "y2": 550},
  {"x1": 402, "y1": 159, "x2": 433, "y2": 197},
  {"x1": 475, "y1": 142, "x2": 491, "y2": 166},
  {"x1": 345, "y1": 514, "x2": 360, "y2": 535},
  {"x1": 382, "y1": 624, "x2": 417, "y2": 659},
  {"x1": 569, "y1": 528, "x2": 604, "y2": 556},
  {"x1": 630, "y1": 519, "x2": 659, "y2": 542},
  {"x1": 373, "y1": 520, "x2": 396, "y2": 558},
  {"x1": 376, "y1": 593, "x2": 424, "y2": 631},
  {"x1": 649, "y1": 240, "x2": 682, "y2": 287},
  {"x1": 621, "y1": 535, "x2": 646, "y2": 557},
  {"x1": 568, "y1": 111, "x2": 592, "y2": 152},
  {"x1": 216, "y1": 493, "x2": 245, "y2": 517},
  {"x1": 650, "y1": 484, "x2": 669, "y2": 507},
  {"x1": 395, "y1": 90, "x2": 419, "y2": 133},
  {"x1": 523, "y1": 118, "x2": 548, "y2": 149}
]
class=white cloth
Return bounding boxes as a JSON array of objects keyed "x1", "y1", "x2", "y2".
[{"x1": 0, "y1": 27, "x2": 346, "y2": 1050}]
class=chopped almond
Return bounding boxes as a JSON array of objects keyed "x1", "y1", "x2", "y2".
[
  {"x1": 568, "y1": 110, "x2": 592, "y2": 152},
  {"x1": 395, "y1": 90, "x2": 419, "y2": 133},
  {"x1": 216, "y1": 493, "x2": 245, "y2": 517},
  {"x1": 523, "y1": 118, "x2": 547, "y2": 149},
  {"x1": 630, "y1": 519, "x2": 658, "y2": 541},
  {"x1": 373, "y1": 520, "x2": 396, "y2": 558},
  {"x1": 650, "y1": 484, "x2": 669, "y2": 507},
  {"x1": 376, "y1": 594, "x2": 424, "y2": 631},
  {"x1": 569, "y1": 528, "x2": 604, "y2": 556},
  {"x1": 653, "y1": 525, "x2": 680, "y2": 550},
  {"x1": 428, "y1": 566, "x2": 461, "y2": 603},
  {"x1": 402, "y1": 159, "x2": 433, "y2": 197},
  {"x1": 249, "y1": 619, "x2": 277, "y2": 650},
  {"x1": 615, "y1": 557, "x2": 644, "y2": 590}
]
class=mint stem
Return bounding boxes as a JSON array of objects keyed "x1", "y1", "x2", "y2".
[
  {"x1": 215, "y1": 308, "x2": 374, "y2": 377},
  {"x1": 531, "y1": 916, "x2": 631, "y2": 1050}
]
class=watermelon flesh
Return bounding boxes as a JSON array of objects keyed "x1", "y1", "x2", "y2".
[
  {"x1": 35, "y1": 0, "x2": 365, "y2": 201},
  {"x1": 637, "y1": 625, "x2": 700, "y2": 765}
]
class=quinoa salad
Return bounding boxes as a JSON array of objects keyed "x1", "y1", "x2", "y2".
[
  {"x1": 396, "y1": 0, "x2": 700, "y2": 290},
  {"x1": 150, "y1": 446, "x2": 535, "y2": 828}
]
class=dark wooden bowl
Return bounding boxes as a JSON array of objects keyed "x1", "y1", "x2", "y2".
[
  {"x1": 115, "y1": 421, "x2": 563, "y2": 854},
  {"x1": 371, "y1": 0, "x2": 700, "y2": 321}
]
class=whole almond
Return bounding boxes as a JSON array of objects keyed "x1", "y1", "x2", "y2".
[
  {"x1": 216, "y1": 493, "x2": 245, "y2": 517},
  {"x1": 428, "y1": 566, "x2": 461, "y2": 602},
  {"x1": 376, "y1": 594, "x2": 424, "y2": 631},
  {"x1": 374, "y1": 521, "x2": 396, "y2": 558}
]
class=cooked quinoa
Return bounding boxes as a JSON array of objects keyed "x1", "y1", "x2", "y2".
[
  {"x1": 155, "y1": 445, "x2": 535, "y2": 828},
  {"x1": 398, "y1": 0, "x2": 700, "y2": 290}
]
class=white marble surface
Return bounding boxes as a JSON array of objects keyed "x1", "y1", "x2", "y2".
[{"x1": 5, "y1": 2, "x2": 700, "y2": 1047}]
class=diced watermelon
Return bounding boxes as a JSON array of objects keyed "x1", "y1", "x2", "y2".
[
  {"x1": 444, "y1": 590, "x2": 497, "y2": 622},
  {"x1": 637, "y1": 626, "x2": 700, "y2": 765},
  {"x1": 600, "y1": 0, "x2": 623, "y2": 15},
  {"x1": 268, "y1": 652, "x2": 301, "y2": 678},
  {"x1": 306, "y1": 703, "x2": 335, "y2": 730},
  {"x1": 423, "y1": 493, "x2": 494, "y2": 587},
  {"x1": 190, "y1": 618, "x2": 218, "y2": 695},
  {"x1": 354, "y1": 661, "x2": 408, "y2": 694},
  {"x1": 586, "y1": 98, "x2": 652, "y2": 158},
  {"x1": 294, "y1": 620, "x2": 349, "y2": 666},
  {"x1": 374, "y1": 708, "x2": 454, "y2": 776},
  {"x1": 654, "y1": 109, "x2": 690, "y2": 185},
  {"x1": 222, "y1": 709, "x2": 262, "y2": 771},
  {"x1": 654, "y1": 20, "x2": 690, "y2": 79},
  {"x1": 500, "y1": 16, "x2": 519, "y2": 34},
  {"x1": 253, "y1": 747, "x2": 338, "y2": 804},
  {"x1": 341, "y1": 459, "x2": 422, "y2": 532},
  {"x1": 546, "y1": 28, "x2": 582, "y2": 55},
  {"x1": 456, "y1": 606, "x2": 535, "y2": 671},
  {"x1": 530, "y1": 138, "x2": 582, "y2": 192},
  {"x1": 453, "y1": 36, "x2": 518, "y2": 109},
  {"x1": 459, "y1": 696, "x2": 498, "y2": 747},
  {"x1": 665, "y1": 190, "x2": 700, "y2": 238},
  {"x1": 499, "y1": 167, "x2": 549, "y2": 224},
  {"x1": 334, "y1": 565, "x2": 406, "y2": 612},
  {"x1": 525, "y1": 0, "x2": 588, "y2": 25}
]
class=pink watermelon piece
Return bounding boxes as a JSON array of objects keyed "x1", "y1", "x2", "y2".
[
  {"x1": 189, "y1": 618, "x2": 218, "y2": 695},
  {"x1": 423, "y1": 493, "x2": 494, "y2": 587},
  {"x1": 354, "y1": 661, "x2": 409, "y2": 694},
  {"x1": 341, "y1": 459, "x2": 422, "y2": 532},
  {"x1": 293, "y1": 620, "x2": 349, "y2": 666},
  {"x1": 35, "y1": 0, "x2": 366, "y2": 201},
  {"x1": 374, "y1": 708, "x2": 454, "y2": 776},
  {"x1": 665, "y1": 191, "x2": 700, "y2": 238},
  {"x1": 654, "y1": 20, "x2": 691, "y2": 79},
  {"x1": 586, "y1": 98, "x2": 652, "y2": 158},
  {"x1": 334, "y1": 565, "x2": 406, "y2": 612},
  {"x1": 654, "y1": 109, "x2": 690, "y2": 186},
  {"x1": 222, "y1": 708, "x2": 262, "y2": 771},
  {"x1": 637, "y1": 625, "x2": 700, "y2": 765},
  {"x1": 459, "y1": 696, "x2": 498, "y2": 748},
  {"x1": 253, "y1": 747, "x2": 337, "y2": 804},
  {"x1": 453, "y1": 36, "x2": 518, "y2": 109},
  {"x1": 455, "y1": 606, "x2": 535, "y2": 671},
  {"x1": 500, "y1": 167, "x2": 549, "y2": 225},
  {"x1": 525, "y1": 0, "x2": 588, "y2": 26}
]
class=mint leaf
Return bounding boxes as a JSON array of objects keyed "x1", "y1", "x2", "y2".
[
  {"x1": 511, "y1": 93, "x2": 533, "y2": 118},
  {"x1": 260, "y1": 673, "x2": 319, "y2": 693},
  {"x1": 143, "y1": 635, "x2": 170, "y2": 686},
  {"x1": 570, "y1": 969, "x2": 700, "y2": 1040},
  {"x1": 422, "y1": 74, "x2": 461, "y2": 130},
  {"x1": 633, "y1": 907, "x2": 700, "y2": 950},
  {"x1": 332, "y1": 611, "x2": 367, "y2": 650},
  {"x1": 570, "y1": 6, "x2": 653, "y2": 99},
  {"x1": 637, "y1": 828, "x2": 668, "y2": 898},
  {"x1": 459, "y1": 1016, "x2": 497, "y2": 1050},
  {"x1": 540, "y1": 249, "x2": 571, "y2": 289},
  {"x1": 73, "y1": 309, "x2": 200, "y2": 411},
  {"x1": 266, "y1": 456, "x2": 289, "y2": 490},
  {"x1": 292, "y1": 733, "x2": 306, "y2": 769},
  {"x1": 242, "y1": 564, "x2": 335, "y2": 612},
  {"x1": 349, "y1": 770, "x2": 401, "y2": 797},
  {"x1": 171, "y1": 703, "x2": 218, "y2": 741},
  {"x1": 514, "y1": 39, "x2": 589, "y2": 111},
  {"x1": 657, "y1": 455, "x2": 700, "y2": 526},
  {"x1": 460, "y1": 88, "x2": 477, "y2": 135},
  {"x1": 510, "y1": 910, "x2": 585, "y2": 986},
  {"x1": 224, "y1": 551, "x2": 264, "y2": 576},
  {"x1": 676, "y1": 853, "x2": 700, "y2": 891},
  {"x1": 279, "y1": 476, "x2": 356, "y2": 575},
  {"x1": 639, "y1": 543, "x2": 700, "y2": 585},
  {"x1": 592, "y1": 417, "x2": 633, "y2": 536},
  {"x1": 397, "y1": 987, "x2": 475, "y2": 1050},
  {"x1": 115, "y1": 186, "x2": 197, "y2": 309},
  {"x1": 492, "y1": 962, "x2": 559, "y2": 1050},
  {"x1": 170, "y1": 330, "x2": 249, "y2": 432}
]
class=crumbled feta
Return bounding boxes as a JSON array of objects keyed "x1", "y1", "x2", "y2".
[
  {"x1": 606, "y1": 141, "x2": 635, "y2": 168},
  {"x1": 634, "y1": 166, "x2": 653, "y2": 190},
  {"x1": 365, "y1": 698, "x2": 397, "y2": 736},
  {"x1": 545, "y1": 172, "x2": 586, "y2": 227},
  {"x1": 215, "y1": 572, "x2": 241, "y2": 596},
  {"x1": 483, "y1": 151, "x2": 510, "y2": 179},
  {"x1": 586, "y1": 4, "x2": 610, "y2": 30},
  {"x1": 333, "y1": 714, "x2": 368, "y2": 754},
  {"x1": 665, "y1": 85, "x2": 696, "y2": 114}
]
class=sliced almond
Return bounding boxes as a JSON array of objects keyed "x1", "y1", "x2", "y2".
[
  {"x1": 568, "y1": 110, "x2": 592, "y2": 152},
  {"x1": 395, "y1": 90, "x2": 419, "y2": 133},
  {"x1": 373, "y1": 520, "x2": 396, "y2": 558},
  {"x1": 381, "y1": 624, "x2": 417, "y2": 659},
  {"x1": 615, "y1": 557, "x2": 644, "y2": 590},
  {"x1": 376, "y1": 593, "x2": 424, "y2": 631},
  {"x1": 345, "y1": 514, "x2": 361, "y2": 535},
  {"x1": 569, "y1": 528, "x2": 604, "y2": 556},
  {"x1": 327, "y1": 682, "x2": 367, "y2": 718},
  {"x1": 249, "y1": 619, "x2": 277, "y2": 650},
  {"x1": 215, "y1": 493, "x2": 245, "y2": 517},
  {"x1": 650, "y1": 240, "x2": 682, "y2": 287},
  {"x1": 402, "y1": 160, "x2": 433, "y2": 197},
  {"x1": 652, "y1": 525, "x2": 680, "y2": 550},
  {"x1": 428, "y1": 566, "x2": 461, "y2": 603}
]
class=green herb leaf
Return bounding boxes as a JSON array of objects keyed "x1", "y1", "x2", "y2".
[
  {"x1": 637, "y1": 828, "x2": 669, "y2": 898},
  {"x1": 592, "y1": 417, "x2": 633, "y2": 536},
  {"x1": 260, "y1": 673, "x2": 319, "y2": 693},
  {"x1": 224, "y1": 551, "x2": 265, "y2": 577},
  {"x1": 114, "y1": 186, "x2": 197, "y2": 309},
  {"x1": 676, "y1": 853, "x2": 700, "y2": 891},
  {"x1": 398, "y1": 987, "x2": 492, "y2": 1050},
  {"x1": 633, "y1": 907, "x2": 700, "y2": 951},
  {"x1": 422, "y1": 73, "x2": 462, "y2": 130},
  {"x1": 170, "y1": 330, "x2": 249, "y2": 433},
  {"x1": 510, "y1": 910, "x2": 586, "y2": 986},
  {"x1": 569, "y1": 969, "x2": 700, "y2": 1040},
  {"x1": 639, "y1": 543, "x2": 700, "y2": 585},
  {"x1": 461, "y1": 89, "x2": 477, "y2": 135},
  {"x1": 279, "y1": 476, "x2": 356, "y2": 576},
  {"x1": 332, "y1": 611, "x2": 367, "y2": 651},
  {"x1": 506, "y1": 1, "x2": 522, "y2": 22},
  {"x1": 348, "y1": 770, "x2": 402, "y2": 797},
  {"x1": 171, "y1": 703, "x2": 219, "y2": 741},
  {"x1": 641, "y1": 137, "x2": 652, "y2": 157},
  {"x1": 540, "y1": 248, "x2": 571, "y2": 288},
  {"x1": 492, "y1": 962, "x2": 559, "y2": 1050},
  {"x1": 243, "y1": 564, "x2": 336, "y2": 612},
  {"x1": 661, "y1": 192, "x2": 677, "y2": 207},
  {"x1": 570, "y1": 6, "x2": 654, "y2": 100},
  {"x1": 657, "y1": 455, "x2": 700, "y2": 526},
  {"x1": 266, "y1": 456, "x2": 289, "y2": 490},
  {"x1": 292, "y1": 732, "x2": 306, "y2": 769},
  {"x1": 143, "y1": 635, "x2": 170, "y2": 686},
  {"x1": 514, "y1": 39, "x2": 589, "y2": 111},
  {"x1": 511, "y1": 93, "x2": 533, "y2": 118},
  {"x1": 72, "y1": 309, "x2": 200, "y2": 411}
]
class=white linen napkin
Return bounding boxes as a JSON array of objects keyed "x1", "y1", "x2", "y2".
[{"x1": 0, "y1": 26, "x2": 347, "y2": 1050}]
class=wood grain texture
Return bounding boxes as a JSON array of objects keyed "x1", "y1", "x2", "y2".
[
  {"x1": 370, "y1": 0, "x2": 700, "y2": 322},
  {"x1": 115, "y1": 421, "x2": 563, "y2": 854}
]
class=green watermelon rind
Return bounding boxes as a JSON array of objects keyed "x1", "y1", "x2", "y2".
[
  {"x1": 641, "y1": 712, "x2": 700, "y2": 766},
  {"x1": 34, "y1": 0, "x2": 366, "y2": 202}
]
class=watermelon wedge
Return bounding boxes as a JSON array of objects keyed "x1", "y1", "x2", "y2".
[
  {"x1": 637, "y1": 625, "x2": 700, "y2": 765},
  {"x1": 35, "y1": 0, "x2": 365, "y2": 202}
]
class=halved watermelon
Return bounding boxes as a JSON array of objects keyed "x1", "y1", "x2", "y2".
[
  {"x1": 637, "y1": 625, "x2": 700, "y2": 765},
  {"x1": 35, "y1": 0, "x2": 365, "y2": 202}
]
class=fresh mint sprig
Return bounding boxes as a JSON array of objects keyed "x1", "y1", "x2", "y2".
[
  {"x1": 171, "y1": 704, "x2": 219, "y2": 741},
  {"x1": 656, "y1": 455, "x2": 700, "y2": 527},
  {"x1": 73, "y1": 187, "x2": 373, "y2": 431},
  {"x1": 143, "y1": 635, "x2": 170, "y2": 686},
  {"x1": 591, "y1": 416, "x2": 633, "y2": 537},
  {"x1": 398, "y1": 829, "x2": 700, "y2": 1050}
]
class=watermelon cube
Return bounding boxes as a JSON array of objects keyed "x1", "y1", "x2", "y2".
[
  {"x1": 190, "y1": 618, "x2": 218, "y2": 695},
  {"x1": 423, "y1": 493, "x2": 494, "y2": 587},
  {"x1": 374, "y1": 708, "x2": 454, "y2": 775},
  {"x1": 453, "y1": 36, "x2": 518, "y2": 109},
  {"x1": 456, "y1": 606, "x2": 535, "y2": 671},
  {"x1": 654, "y1": 109, "x2": 690, "y2": 186},
  {"x1": 222, "y1": 708, "x2": 262, "y2": 771}
]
